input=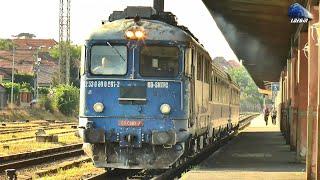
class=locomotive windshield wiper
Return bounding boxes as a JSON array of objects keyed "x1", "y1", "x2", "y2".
[{"x1": 106, "y1": 41, "x2": 126, "y2": 62}]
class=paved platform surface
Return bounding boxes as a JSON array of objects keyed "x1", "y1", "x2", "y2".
[{"x1": 181, "y1": 114, "x2": 305, "y2": 180}]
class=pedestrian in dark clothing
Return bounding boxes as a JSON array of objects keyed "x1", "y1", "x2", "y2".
[
  {"x1": 264, "y1": 108, "x2": 270, "y2": 126},
  {"x1": 271, "y1": 108, "x2": 277, "y2": 125}
]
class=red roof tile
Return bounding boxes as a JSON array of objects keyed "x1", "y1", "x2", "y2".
[{"x1": 13, "y1": 39, "x2": 57, "y2": 51}]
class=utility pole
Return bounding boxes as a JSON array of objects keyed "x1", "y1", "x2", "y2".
[
  {"x1": 34, "y1": 46, "x2": 43, "y2": 100},
  {"x1": 10, "y1": 38, "x2": 15, "y2": 109},
  {"x1": 59, "y1": 0, "x2": 71, "y2": 85}
]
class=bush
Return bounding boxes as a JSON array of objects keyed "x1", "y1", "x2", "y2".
[
  {"x1": 39, "y1": 96, "x2": 55, "y2": 113},
  {"x1": 20, "y1": 82, "x2": 32, "y2": 92},
  {"x1": 53, "y1": 85, "x2": 79, "y2": 116},
  {"x1": 38, "y1": 87, "x2": 50, "y2": 95},
  {"x1": 1, "y1": 82, "x2": 20, "y2": 94},
  {"x1": 15, "y1": 73, "x2": 34, "y2": 86}
]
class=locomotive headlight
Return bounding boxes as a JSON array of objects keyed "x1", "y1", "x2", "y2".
[
  {"x1": 134, "y1": 30, "x2": 145, "y2": 39},
  {"x1": 125, "y1": 30, "x2": 135, "y2": 39},
  {"x1": 93, "y1": 102, "x2": 104, "y2": 113},
  {"x1": 160, "y1": 104, "x2": 171, "y2": 115},
  {"x1": 125, "y1": 27, "x2": 146, "y2": 40}
]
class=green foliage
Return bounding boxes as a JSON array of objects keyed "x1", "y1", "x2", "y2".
[
  {"x1": 20, "y1": 83, "x2": 32, "y2": 92},
  {"x1": 49, "y1": 42, "x2": 80, "y2": 61},
  {"x1": 53, "y1": 85, "x2": 79, "y2": 116},
  {"x1": 39, "y1": 95, "x2": 55, "y2": 113},
  {"x1": 228, "y1": 66, "x2": 263, "y2": 112},
  {"x1": 17, "y1": 33, "x2": 36, "y2": 39},
  {"x1": 38, "y1": 87, "x2": 50, "y2": 95},
  {"x1": 15, "y1": 73, "x2": 34, "y2": 86},
  {"x1": 49, "y1": 42, "x2": 81, "y2": 87},
  {"x1": 0, "y1": 39, "x2": 13, "y2": 50},
  {"x1": 1, "y1": 82, "x2": 20, "y2": 94}
]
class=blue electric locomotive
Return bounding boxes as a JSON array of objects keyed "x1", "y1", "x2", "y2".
[{"x1": 79, "y1": 6, "x2": 240, "y2": 169}]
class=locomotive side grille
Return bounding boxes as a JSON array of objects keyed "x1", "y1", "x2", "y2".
[{"x1": 119, "y1": 86, "x2": 147, "y2": 104}]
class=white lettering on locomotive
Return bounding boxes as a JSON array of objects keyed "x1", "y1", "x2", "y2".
[
  {"x1": 85, "y1": 81, "x2": 120, "y2": 88},
  {"x1": 147, "y1": 82, "x2": 169, "y2": 89}
]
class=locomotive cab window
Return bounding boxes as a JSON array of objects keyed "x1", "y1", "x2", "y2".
[
  {"x1": 90, "y1": 45, "x2": 127, "y2": 75},
  {"x1": 140, "y1": 46, "x2": 179, "y2": 77}
]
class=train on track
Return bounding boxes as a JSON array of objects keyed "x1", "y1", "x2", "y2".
[{"x1": 78, "y1": 4, "x2": 240, "y2": 170}]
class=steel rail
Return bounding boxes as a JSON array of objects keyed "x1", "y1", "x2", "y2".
[
  {"x1": 0, "y1": 130, "x2": 77, "y2": 143},
  {"x1": 0, "y1": 143, "x2": 84, "y2": 172},
  {"x1": 85, "y1": 113, "x2": 259, "y2": 180}
]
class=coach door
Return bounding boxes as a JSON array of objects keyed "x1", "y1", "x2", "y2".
[
  {"x1": 190, "y1": 47, "x2": 196, "y2": 127},
  {"x1": 185, "y1": 46, "x2": 196, "y2": 127}
]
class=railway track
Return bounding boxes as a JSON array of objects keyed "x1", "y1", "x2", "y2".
[
  {"x1": 0, "y1": 122, "x2": 76, "y2": 129},
  {"x1": 0, "y1": 123, "x2": 77, "y2": 134},
  {"x1": 85, "y1": 113, "x2": 259, "y2": 180},
  {"x1": 0, "y1": 130, "x2": 77, "y2": 143},
  {"x1": 0, "y1": 143, "x2": 83, "y2": 173}
]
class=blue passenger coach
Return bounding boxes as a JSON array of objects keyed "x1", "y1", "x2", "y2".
[{"x1": 79, "y1": 6, "x2": 240, "y2": 170}]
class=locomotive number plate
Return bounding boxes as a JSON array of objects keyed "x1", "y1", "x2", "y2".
[{"x1": 118, "y1": 120, "x2": 144, "y2": 127}]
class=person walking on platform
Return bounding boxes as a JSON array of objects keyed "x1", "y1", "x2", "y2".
[
  {"x1": 264, "y1": 107, "x2": 270, "y2": 126},
  {"x1": 271, "y1": 107, "x2": 277, "y2": 125}
]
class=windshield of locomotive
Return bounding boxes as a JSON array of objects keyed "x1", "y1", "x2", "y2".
[
  {"x1": 140, "y1": 46, "x2": 179, "y2": 77},
  {"x1": 90, "y1": 45, "x2": 127, "y2": 75}
]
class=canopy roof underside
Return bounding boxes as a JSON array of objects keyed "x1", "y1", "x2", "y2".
[{"x1": 203, "y1": 0, "x2": 312, "y2": 88}]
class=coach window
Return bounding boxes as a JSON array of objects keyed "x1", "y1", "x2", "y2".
[
  {"x1": 184, "y1": 48, "x2": 193, "y2": 77},
  {"x1": 209, "y1": 73, "x2": 213, "y2": 101},
  {"x1": 91, "y1": 45, "x2": 127, "y2": 75},
  {"x1": 197, "y1": 54, "x2": 202, "y2": 81},
  {"x1": 140, "y1": 46, "x2": 179, "y2": 77},
  {"x1": 204, "y1": 58, "x2": 210, "y2": 84},
  {"x1": 203, "y1": 59, "x2": 206, "y2": 82}
]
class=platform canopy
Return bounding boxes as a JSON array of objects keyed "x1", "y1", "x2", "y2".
[{"x1": 202, "y1": 0, "x2": 310, "y2": 88}]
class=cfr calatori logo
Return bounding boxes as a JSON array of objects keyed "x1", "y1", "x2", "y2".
[{"x1": 288, "y1": 3, "x2": 313, "y2": 24}]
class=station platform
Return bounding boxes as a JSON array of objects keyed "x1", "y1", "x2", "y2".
[{"x1": 181, "y1": 114, "x2": 306, "y2": 180}]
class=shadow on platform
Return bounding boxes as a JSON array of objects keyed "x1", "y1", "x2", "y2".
[{"x1": 182, "y1": 114, "x2": 305, "y2": 180}]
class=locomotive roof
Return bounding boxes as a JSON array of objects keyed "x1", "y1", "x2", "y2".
[
  {"x1": 87, "y1": 19, "x2": 194, "y2": 42},
  {"x1": 87, "y1": 18, "x2": 240, "y2": 90}
]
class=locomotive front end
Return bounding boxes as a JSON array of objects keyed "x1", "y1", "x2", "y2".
[{"x1": 79, "y1": 18, "x2": 190, "y2": 169}]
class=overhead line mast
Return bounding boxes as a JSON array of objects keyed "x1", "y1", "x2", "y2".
[{"x1": 59, "y1": 0, "x2": 71, "y2": 84}]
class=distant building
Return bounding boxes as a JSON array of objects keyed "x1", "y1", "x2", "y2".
[
  {"x1": 0, "y1": 38, "x2": 58, "y2": 87},
  {"x1": 228, "y1": 60, "x2": 241, "y2": 69},
  {"x1": 0, "y1": 84, "x2": 7, "y2": 109},
  {"x1": 213, "y1": 57, "x2": 230, "y2": 71},
  {"x1": 13, "y1": 38, "x2": 57, "y2": 51},
  {"x1": 16, "y1": 33, "x2": 36, "y2": 39},
  {"x1": 213, "y1": 57, "x2": 241, "y2": 71},
  {"x1": 0, "y1": 67, "x2": 13, "y2": 81}
]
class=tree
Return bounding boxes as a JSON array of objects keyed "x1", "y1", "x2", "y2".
[
  {"x1": 49, "y1": 42, "x2": 81, "y2": 87},
  {"x1": 17, "y1": 33, "x2": 36, "y2": 39},
  {"x1": 53, "y1": 85, "x2": 79, "y2": 116},
  {"x1": 228, "y1": 66, "x2": 263, "y2": 112},
  {"x1": 0, "y1": 39, "x2": 13, "y2": 50},
  {"x1": 14, "y1": 73, "x2": 34, "y2": 86}
]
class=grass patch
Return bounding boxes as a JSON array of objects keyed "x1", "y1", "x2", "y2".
[
  {"x1": 0, "y1": 133, "x2": 81, "y2": 156},
  {"x1": 0, "y1": 108, "x2": 77, "y2": 122},
  {"x1": 40, "y1": 162, "x2": 104, "y2": 180},
  {"x1": 0, "y1": 127, "x2": 75, "y2": 141}
]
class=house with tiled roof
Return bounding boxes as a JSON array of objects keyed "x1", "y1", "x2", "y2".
[
  {"x1": 0, "y1": 38, "x2": 58, "y2": 87},
  {"x1": 0, "y1": 84, "x2": 7, "y2": 109},
  {"x1": 14, "y1": 39, "x2": 57, "y2": 51},
  {"x1": 228, "y1": 60, "x2": 241, "y2": 69}
]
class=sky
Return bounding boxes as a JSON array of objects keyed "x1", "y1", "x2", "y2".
[{"x1": 0, "y1": 0, "x2": 238, "y2": 60}]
